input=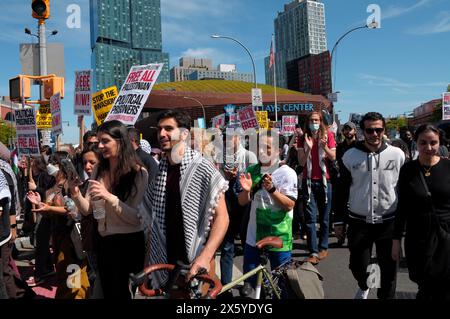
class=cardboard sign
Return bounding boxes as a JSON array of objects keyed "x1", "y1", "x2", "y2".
[
  {"x1": 14, "y1": 108, "x2": 40, "y2": 156},
  {"x1": 50, "y1": 92, "x2": 63, "y2": 135},
  {"x1": 92, "y1": 86, "x2": 118, "y2": 125},
  {"x1": 255, "y1": 111, "x2": 269, "y2": 129},
  {"x1": 36, "y1": 103, "x2": 52, "y2": 129},
  {"x1": 443, "y1": 92, "x2": 450, "y2": 121},
  {"x1": 282, "y1": 115, "x2": 297, "y2": 135},
  {"x1": 238, "y1": 106, "x2": 259, "y2": 131},
  {"x1": 74, "y1": 70, "x2": 92, "y2": 115},
  {"x1": 105, "y1": 63, "x2": 163, "y2": 125}
]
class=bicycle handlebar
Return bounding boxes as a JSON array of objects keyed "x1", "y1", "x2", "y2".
[{"x1": 129, "y1": 263, "x2": 222, "y2": 299}]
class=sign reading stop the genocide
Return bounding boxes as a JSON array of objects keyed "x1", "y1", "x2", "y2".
[
  {"x1": 36, "y1": 103, "x2": 52, "y2": 129},
  {"x1": 74, "y1": 70, "x2": 92, "y2": 115},
  {"x1": 14, "y1": 108, "x2": 40, "y2": 156},
  {"x1": 105, "y1": 63, "x2": 163, "y2": 125}
]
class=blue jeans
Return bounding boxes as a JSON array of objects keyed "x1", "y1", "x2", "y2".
[
  {"x1": 302, "y1": 180, "x2": 332, "y2": 255},
  {"x1": 219, "y1": 232, "x2": 235, "y2": 285},
  {"x1": 243, "y1": 244, "x2": 291, "y2": 287}
]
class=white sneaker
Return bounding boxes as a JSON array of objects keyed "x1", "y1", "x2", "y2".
[{"x1": 354, "y1": 288, "x2": 370, "y2": 299}]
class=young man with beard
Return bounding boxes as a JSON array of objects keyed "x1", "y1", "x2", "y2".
[
  {"x1": 140, "y1": 110, "x2": 229, "y2": 287},
  {"x1": 238, "y1": 131, "x2": 297, "y2": 295},
  {"x1": 334, "y1": 112, "x2": 405, "y2": 299}
]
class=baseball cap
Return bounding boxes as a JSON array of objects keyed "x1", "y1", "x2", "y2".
[{"x1": 343, "y1": 121, "x2": 357, "y2": 130}]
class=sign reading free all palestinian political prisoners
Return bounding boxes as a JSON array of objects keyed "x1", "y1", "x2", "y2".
[
  {"x1": 92, "y1": 86, "x2": 118, "y2": 125},
  {"x1": 14, "y1": 108, "x2": 40, "y2": 156},
  {"x1": 104, "y1": 64, "x2": 163, "y2": 125},
  {"x1": 74, "y1": 70, "x2": 92, "y2": 115}
]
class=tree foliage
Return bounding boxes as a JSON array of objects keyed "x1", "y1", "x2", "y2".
[
  {"x1": 386, "y1": 117, "x2": 408, "y2": 131},
  {"x1": 0, "y1": 120, "x2": 16, "y2": 147}
]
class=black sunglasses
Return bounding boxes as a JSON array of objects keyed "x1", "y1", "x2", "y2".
[{"x1": 364, "y1": 128, "x2": 384, "y2": 135}]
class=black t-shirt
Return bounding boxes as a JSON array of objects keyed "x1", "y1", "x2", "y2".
[{"x1": 165, "y1": 163, "x2": 188, "y2": 265}]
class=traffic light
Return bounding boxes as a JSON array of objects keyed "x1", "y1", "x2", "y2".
[
  {"x1": 31, "y1": 0, "x2": 50, "y2": 20},
  {"x1": 9, "y1": 75, "x2": 31, "y2": 101},
  {"x1": 43, "y1": 76, "x2": 64, "y2": 99}
]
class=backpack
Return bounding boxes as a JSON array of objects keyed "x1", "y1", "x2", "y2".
[{"x1": 279, "y1": 260, "x2": 324, "y2": 299}]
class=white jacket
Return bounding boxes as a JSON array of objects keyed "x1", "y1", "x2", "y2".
[{"x1": 336, "y1": 142, "x2": 405, "y2": 224}]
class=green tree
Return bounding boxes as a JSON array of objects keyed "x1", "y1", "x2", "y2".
[
  {"x1": 386, "y1": 117, "x2": 408, "y2": 131},
  {"x1": 0, "y1": 120, "x2": 16, "y2": 147}
]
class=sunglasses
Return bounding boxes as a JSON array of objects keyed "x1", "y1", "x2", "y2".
[{"x1": 364, "y1": 128, "x2": 384, "y2": 135}]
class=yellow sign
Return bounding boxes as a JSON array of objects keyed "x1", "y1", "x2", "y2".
[
  {"x1": 255, "y1": 111, "x2": 269, "y2": 129},
  {"x1": 92, "y1": 86, "x2": 118, "y2": 125},
  {"x1": 36, "y1": 104, "x2": 52, "y2": 129}
]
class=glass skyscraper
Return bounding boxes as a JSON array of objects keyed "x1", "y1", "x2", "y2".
[
  {"x1": 266, "y1": 0, "x2": 327, "y2": 88},
  {"x1": 90, "y1": 0, "x2": 169, "y2": 91}
]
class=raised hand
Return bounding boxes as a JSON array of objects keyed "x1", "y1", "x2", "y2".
[
  {"x1": 239, "y1": 173, "x2": 253, "y2": 192},
  {"x1": 304, "y1": 134, "x2": 313, "y2": 150},
  {"x1": 88, "y1": 180, "x2": 112, "y2": 201},
  {"x1": 26, "y1": 191, "x2": 41, "y2": 206}
]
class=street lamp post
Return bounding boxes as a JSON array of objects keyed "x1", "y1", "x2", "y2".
[
  {"x1": 330, "y1": 20, "x2": 378, "y2": 124},
  {"x1": 211, "y1": 35, "x2": 257, "y2": 89},
  {"x1": 183, "y1": 96, "x2": 206, "y2": 125}
]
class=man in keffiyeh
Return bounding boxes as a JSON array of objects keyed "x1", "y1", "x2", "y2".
[
  {"x1": 139, "y1": 110, "x2": 229, "y2": 288},
  {"x1": 297, "y1": 111, "x2": 336, "y2": 265}
]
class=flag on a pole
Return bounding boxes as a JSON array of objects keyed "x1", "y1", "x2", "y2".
[{"x1": 269, "y1": 38, "x2": 275, "y2": 68}]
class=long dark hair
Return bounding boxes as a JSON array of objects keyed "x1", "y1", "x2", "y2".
[
  {"x1": 303, "y1": 111, "x2": 327, "y2": 140},
  {"x1": 414, "y1": 124, "x2": 440, "y2": 142},
  {"x1": 96, "y1": 120, "x2": 142, "y2": 202},
  {"x1": 48, "y1": 151, "x2": 70, "y2": 180}
]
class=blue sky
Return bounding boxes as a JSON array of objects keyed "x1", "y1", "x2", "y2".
[{"x1": 0, "y1": 0, "x2": 449, "y2": 144}]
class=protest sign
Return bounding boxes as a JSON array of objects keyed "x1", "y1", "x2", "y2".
[
  {"x1": 255, "y1": 111, "x2": 269, "y2": 129},
  {"x1": 36, "y1": 103, "x2": 52, "y2": 129},
  {"x1": 237, "y1": 106, "x2": 259, "y2": 131},
  {"x1": 105, "y1": 64, "x2": 163, "y2": 125},
  {"x1": 282, "y1": 115, "x2": 297, "y2": 135},
  {"x1": 74, "y1": 70, "x2": 92, "y2": 115},
  {"x1": 212, "y1": 113, "x2": 226, "y2": 128},
  {"x1": 14, "y1": 108, "x2": 40, "y2": 156},
  {"x1": 50, "y1": 92, "x2": 63, "y2": 135},
  {"x1": 92, "y1": 86, "x2": 118, "y2": 125},
  {"x1": 443, "y1": 92, "x2": 450, "y2": 120}
]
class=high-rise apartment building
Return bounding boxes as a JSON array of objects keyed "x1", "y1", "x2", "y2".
[
  {"x1": 266, "y1": 0, "x2": 327, "y2": 88},
  {"x1": 90, "y1": 0, "x2": 169, "y2": 91}
]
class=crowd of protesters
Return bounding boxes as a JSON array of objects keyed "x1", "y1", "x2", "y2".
[{"x1": 0, "y1": 109, "x2": 449, "y2": 300}]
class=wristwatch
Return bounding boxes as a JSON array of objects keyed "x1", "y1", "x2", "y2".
[{"x1": 268, "y1": 186, "x2": 276, "y2": 194}]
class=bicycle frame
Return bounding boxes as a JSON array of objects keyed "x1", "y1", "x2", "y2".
[{"x1": 219, "y1": 264, "x2": 281, "y2": 299}]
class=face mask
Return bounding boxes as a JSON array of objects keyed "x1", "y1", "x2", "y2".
[
  {"x1": 309, "y1": 123, "x2": 320, "y2": 132},
  {"x1": 47, "y1": 163, "x2": 59, "y2": 176}
]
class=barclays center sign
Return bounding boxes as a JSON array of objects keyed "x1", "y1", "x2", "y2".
[{"x1": 235, "y1": 103, "x2": 315, "y2": 113}]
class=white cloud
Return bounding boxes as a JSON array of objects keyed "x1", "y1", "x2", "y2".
[
  {"x1": 359, "y1": 74, "x2": 447, "y2": 90},
  {"x1": 382, "y1": 0, "x2": 434, "y2": 20},
  {"x1": 406, "y1": 11, "x2": 450, "y2": 35}
]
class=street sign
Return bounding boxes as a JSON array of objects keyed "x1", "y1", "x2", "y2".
[
  {"x1": 252, "y1": 88, "x2": 263, "y2": 107},
  {"x1": 327, "y1": 92, "x2": 338, "y2": 103}
]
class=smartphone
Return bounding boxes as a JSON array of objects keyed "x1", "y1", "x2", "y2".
[{"x1": 61, "y1": 158, "x2": 83, "y2": 186}]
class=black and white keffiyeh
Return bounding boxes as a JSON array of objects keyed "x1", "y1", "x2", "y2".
[
  {"x1": 0, "y1": 159, "x2": 20, "y2": 216},
  {"x1": 0, "y1": 168, "x2": 10, "y2": 201},
  {"x1": 139, "y1": 146, "x2": 228, "y2": 287}
]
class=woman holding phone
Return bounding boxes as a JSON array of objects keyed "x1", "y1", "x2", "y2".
[{"x1": 69, "y1": 120, "x2": 148, "y2": 299}]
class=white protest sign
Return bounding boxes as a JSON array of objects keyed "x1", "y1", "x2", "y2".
[
  {"x1": 443, "y1": 92, "x2": 450, "y2": 121},
  {"x1": 212, "y1": 113, "x2": 226, "y2": 128},
  {"x1": 282, "y1": 115, "x2": 297, "y2": 135},
  {"x1": 252, "y1": 88, "x2": 263, "y2": 107},
  {"x1": 238, "y1": 106, "x2": 259, "y2": 131},
  {"x1": 50, "y1": 92, "x2": 63, "y2": 135},
  {"x1": 14, "y1": 108, "x2": 40, "y2": 156},
  {"x1": 105, "y1": 63, "x2": 163, "y2": 125},
  {"x1": 74, "y1": 70, "x2": 92, "y2": 115}
]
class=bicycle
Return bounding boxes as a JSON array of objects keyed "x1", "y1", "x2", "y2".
[
  {"x1": 129, "y1": 261, "x2": 222, "y2": 299},
  {"x1": 218, "y1": 236, "x2": 285, "y2": 299}
]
